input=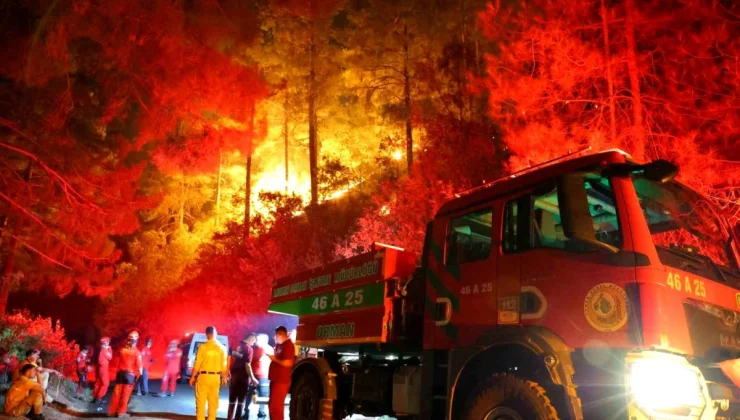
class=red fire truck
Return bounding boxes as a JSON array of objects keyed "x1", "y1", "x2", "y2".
[{"x1": 268, "y1": 149, "x2": 740, "y2": 420}]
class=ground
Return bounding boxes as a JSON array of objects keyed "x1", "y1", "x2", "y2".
[
  {"x1": 1, "y1": 379, "x2": 287, "y2": 420},
  {"x1": 1, "y1": 378, "x2": 385, "y2": 420}
]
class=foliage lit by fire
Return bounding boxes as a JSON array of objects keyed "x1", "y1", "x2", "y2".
[{"x1": 0, "y1": 0, "x2": 738, "y2": 340}]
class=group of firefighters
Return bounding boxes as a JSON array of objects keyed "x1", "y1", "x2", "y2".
[
  {"x1": 74, "y1": 333, "x2": 182, "y2": 405},
  {"x1": 192, "y1": 325, "x2": 296, "y2": 420},
  {"x1": 3, "y1": 324, "x2": 295, "y2": 420},
  {"x1": 84, "y1": 330, "x2": 189, "y2": 417}
]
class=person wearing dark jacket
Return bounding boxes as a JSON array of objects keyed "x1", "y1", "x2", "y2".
[{"x1": 226, "y1": 336, "x2": 257, "y2": 420}]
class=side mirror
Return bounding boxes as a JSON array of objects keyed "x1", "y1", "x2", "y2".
[
  {"x1": 604, "y1": 159, "x2": 678, "y2": 183},
  {"x1": 557, "y1": 173, "x2": 619, "y2": 254},
  {"x1": 642, "y1": 159, "x2": 678, "y2": 183}
]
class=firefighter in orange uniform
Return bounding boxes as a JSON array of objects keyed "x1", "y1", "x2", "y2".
[
  {"x1": 189, "y1": 326, "x2": 227, "y2": 420},
  {"x1": 159, "y1": 340, "x2": 182, "y2": 397},
  {"x1": 93, "y1": 337, "x2": 112, "y2": 403},
  {"x1": 75, "y1": 347, "x2": 90, "y2": 395},
  {"x1": 268, "y1": 326, "x2": 296, "y2": 420},
  {"x1": 108, "y1": 330, "x2": 143, "y2": 417}
]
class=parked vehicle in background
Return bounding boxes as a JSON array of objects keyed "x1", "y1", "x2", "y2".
[{"x1": 179, "y1": 333, "x2": 229, "y2": 380}]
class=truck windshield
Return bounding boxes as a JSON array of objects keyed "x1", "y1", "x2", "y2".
[{"x1": 632, "y1": 175, "x2": 738, "y2": 282}]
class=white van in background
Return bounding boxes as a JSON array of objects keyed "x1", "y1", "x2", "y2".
[{"x1": 179, "y1": 332, "x2": 229, "y2": 380}]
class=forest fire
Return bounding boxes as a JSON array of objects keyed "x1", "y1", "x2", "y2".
[{"x1": 0, "y1": 0, "x2": 739, "y2": 418}]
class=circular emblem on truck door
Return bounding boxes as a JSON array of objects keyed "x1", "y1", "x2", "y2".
[{"x1": 584, "y1": 283, "x2": 628, "y2": 332}]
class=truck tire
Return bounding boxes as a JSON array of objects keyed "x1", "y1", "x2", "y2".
[
  {"x1": 290, "y1": 373, "x2": 323, "y2": 420},
  {"x1": 461, "y1": 373, "x2": 559, "y2": 420}
]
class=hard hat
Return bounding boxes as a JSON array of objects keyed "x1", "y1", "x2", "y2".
[
  {"x1": 127, "y1": 330, "x2": 140, "y2": 340},
  {"x1": 100, "y1": 337, "x2": 111, "y2": 344}
]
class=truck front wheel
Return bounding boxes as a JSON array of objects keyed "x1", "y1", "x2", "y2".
[
  {"x1": 462, "y1": 374, "x2": 560, "y2": 420},
  {"x1": 290, "y1": 373, "x2": 322, "y2": 420}
]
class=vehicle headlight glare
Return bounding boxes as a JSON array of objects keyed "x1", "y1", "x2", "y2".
[{"x1": 629, "y1": 359, "x2": 704, "y2": 413}]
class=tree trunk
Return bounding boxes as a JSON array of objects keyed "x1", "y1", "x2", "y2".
[
  {"x1": 0, "y1": 222, "x2": 20, "y2": 316},
  {"x1": 601, "y1": 0, "x2": 617, "y2": 145},
  {"x1": 245, "y1": 102, "x2": 255, "y2": 242},
  {"x1": 403, "y1": 25, "x2": 413, "y2": 174},
  {"x1": 215, "y1": 148, "x2": 223, "y2": 228},
  {"x1": 178, "y1": 180, "x2": 185, "y2": 231},
  {"x1": 0, "y1": 160, "x2": 33, "y2": 316},
  {"x1": 625, "y1": 0, "x2": 645, "y2": 160},
  {"x1": 308, "y1": 29, "x2": 319, "y2": 206},
  {"x1": 458, "y1": 0, "x2": 469, "y2": 125},
  {"x1": 284, "y1": 91, "x2": 290, "y2": 194},
  {"x1": 475, "y1": 36, "x2": 481, "y2": 75},
  {"x1": 244, "y1": 154, "x2": 252, "y2": 242}
]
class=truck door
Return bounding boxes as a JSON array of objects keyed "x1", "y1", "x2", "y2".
[
  {"x1": 498, "y1": 172, "x2": 635, "y2": 346},
  {"x1": 426, "y1": 205, "x2": 497, "y2": 349},
  {"x1": 497, "y1": 195, "x2": 525, "y2": 327}
]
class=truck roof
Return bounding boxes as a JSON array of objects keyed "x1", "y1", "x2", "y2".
[{"x1": 436, "y1": 149, "x2": 631, "y2": 217}]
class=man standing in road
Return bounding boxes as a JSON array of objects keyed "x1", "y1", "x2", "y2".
[
  {"x1": 135, "y1": 337, "x2": 153, "y2": 396},
  {"x1": 189, "y1": 326, "x2": 227, "y2": 420},
  {"x1": 226, "y1": 336, "x2": 256, "y2": 420},
  {"x1": 108, "y1": 330, "x2": 143, "y2": 418},
  {"x1": 247, "y1": 333, "x2": 272, "y2": 419},
  {"x1": 159, "y1": 340, "x2": 182, "y2": 397},
  {"x1": 268, "y1": 326, "x2": 295, "y2": 420},
  {"x1": 75, "y1": 347, "x2": 90, "y2": 395},
  {"x1": 93, "y1": 337, "x2": 112, "y2": 404}
]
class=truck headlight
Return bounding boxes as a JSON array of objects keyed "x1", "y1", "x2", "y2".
[{"x1": 627, "y1": 354, "x2": 706, "y2": 418}]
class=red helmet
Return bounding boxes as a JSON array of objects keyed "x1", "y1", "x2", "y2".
[{"x1": 100, "y1": 337, "x2": 111, "y2": 345}]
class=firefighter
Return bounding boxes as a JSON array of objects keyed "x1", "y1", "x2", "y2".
[
  {"x1": 159, "y1": 340, "x2": 182, "y2": 397},
  {"x1": 13, "y1": 349, "x2": 60, "y2": 403},
  {"x1": 4, "y1": 363, "x2": 45, "y2": 420},
  {"x1": 75, "y1": 347, "x2": 90, "y2": 395},
  {"x1": 226, "y1": 336, "x2": 257, "y2": 420},
  {"x1": 189, "y1": 326, "x2": 227, "y2": 420},
  {"x1": 268, "y1": 326, "x2": 296, "y2": 420},
  {"x1": 247, "y1": 333, "x2": 273, "y2": 419},
  {"x1": 93, "y1": 337, "x2": 112, "y2": 403},
  {"x1": 135, "y1": 337, "x2": 153, "y2": 396},
  {"x1": 108, "y1": 330, "x2": 143, "y2": 417}
]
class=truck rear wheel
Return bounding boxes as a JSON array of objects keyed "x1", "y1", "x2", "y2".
[
  {"x1": 290, "y1": 373, "x2": 323, "y2": 420},
  {"x1": 462, "y1": 374, "x2": 559, "y2": 420}
]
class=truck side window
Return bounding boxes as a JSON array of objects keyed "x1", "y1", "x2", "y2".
[
  {"x1": 446, "y1": 208, "x2": 493, "y2": 265},
  {"x1": 502, "y1": 173, "x2": 622, "y2": 253},
  {"x1": 531, "y1": 185, "x2": 568, "y2": 249}
]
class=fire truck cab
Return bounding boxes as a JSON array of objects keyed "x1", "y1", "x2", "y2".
[{"x1": 269, "y1": 149, "x2": 740, "y2": 420}]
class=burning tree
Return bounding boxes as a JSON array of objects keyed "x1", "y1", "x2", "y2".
[
  {"x1": 0, "y1": 0, "x2": 266, "y2": 318},
  {"x1": 477, "y1": 0, "x2": 740, "y2": 223}
]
